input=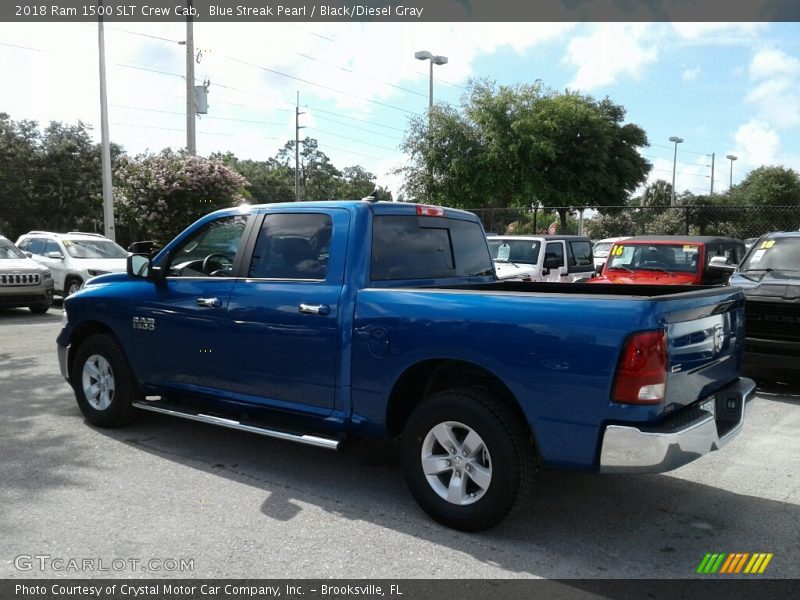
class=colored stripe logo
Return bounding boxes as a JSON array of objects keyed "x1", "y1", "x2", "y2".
[{"x1": 697, "y1": 552, "x2": 773, "y2": 574}]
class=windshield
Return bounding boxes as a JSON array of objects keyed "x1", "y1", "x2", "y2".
[
  {"x1": 0, "y1": 240, "x2": 27, "y2": 260},
  {"x1": 593, "y1": 242, "x2": 614, "y2": 256},
  {"x1": 487, "y1": 239, "x2": 541, "y2": 264},
  {"x1": 607, "y1": 243, "x2": 700, "y2": 273},
  {"x1": 740, "y1": 237, "x2": 800, "y2": 272},
  {"x1": 63, "y1": 238, "x2": 129, "y2": 259}
]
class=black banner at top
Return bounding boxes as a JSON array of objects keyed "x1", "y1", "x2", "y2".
[{"x1": 2, "y1": 0, "x2": 800, "y2": 23}]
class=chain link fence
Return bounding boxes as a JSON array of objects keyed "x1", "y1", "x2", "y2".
[{"x1": 469, "y1": 205, "x2": 800, "y2": 241}]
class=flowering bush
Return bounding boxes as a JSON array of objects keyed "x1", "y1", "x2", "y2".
[{"x1": 114, "y1": 149, "x2": 248, "y2": 243}]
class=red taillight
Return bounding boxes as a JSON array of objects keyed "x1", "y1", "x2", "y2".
[
  {"x1": 612, "y1": 330, "x2": 668, "y2": 404},
  {"x1": 416, "y1": 204, "x2": 445, "y2": 217}
]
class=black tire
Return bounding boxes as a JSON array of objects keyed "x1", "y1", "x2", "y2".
[
  {"x1": 71, "y1": 333, "x2": 141, "y2": 427},
  {"x1": 65, "y1": 277, "x2": 82, "y2": 297},
  {"x1": 29, "y1": 302, "x2": 51, "y2": 314},
  {"x1": 401, "y1": 388, "x2": 533, "y2": 532}
]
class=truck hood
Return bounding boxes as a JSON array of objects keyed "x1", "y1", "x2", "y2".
[
  {"x1": 591, "y1": 270, "x2": 696, "y2": 285},
  {"x1": 730, "y1": 271, "x2": 800, "y2": 299},
  {"x1": 82, "y1": 271, "x2": 130, "y2": 288}
]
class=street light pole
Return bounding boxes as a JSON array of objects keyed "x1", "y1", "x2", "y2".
[
  {"x1": 414, "y1": 50, "x2": 448, "y2": 127},
  {"x1": 97, "y1": 4, "x2": 115, "y2": 241},
  {"x1": 669, "y1": 136, "x2": 684, "y2": 205},
  {"x1": 726, "y1": 154, "x2": 738, "y2": 189}
]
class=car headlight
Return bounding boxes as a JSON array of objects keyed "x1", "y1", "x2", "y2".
[{"x1": 87, "y1": 269, "x2": 109, "y2": 276}]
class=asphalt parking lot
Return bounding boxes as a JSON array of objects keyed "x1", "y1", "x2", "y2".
[{"x1": 1, "y1": 305, "x2": 799, "y2": 579}]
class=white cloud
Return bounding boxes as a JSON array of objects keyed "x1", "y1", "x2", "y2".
[
  {"x1": 744, "y1": 48, "x2": 800, "y2": 129},
  {"x1": 733, "y1": 120, "x2": 782, "y2": 168},
  {"x1": 682, "y1": 67, "x2": 701, "y2": 82},
  {"x1": 563, "y1": 24, "x2": 659, "y2": 91}
]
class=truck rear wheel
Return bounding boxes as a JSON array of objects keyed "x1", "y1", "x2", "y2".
[
  {"x1": 401, "y1": 388, "x2": 532, "y2": 532},
  {"x1": 72, "y1": 334, "x2": 141, "y2": 427}
]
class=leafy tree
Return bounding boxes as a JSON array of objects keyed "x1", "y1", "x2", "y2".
[
  {"x1": 0, "y1": 114, "x2": 122, "y2": 240},
  {"x1": 399, "y1": 80, "x2": 651, "y2": 228},
  {"x1": 277, "y1": 137, "x2": 343, "y2": 200},
  {"x1": 638, "y1": 179, "x2": 673, "y2": 212},
  {"x1": 728, "y1": 165, "x2": 800, "y2": 207},
  {"x1": 214, "y1": 152, "x2": 294, "y2": 204},
  {"x1": 113, "y1": 149, "x2": 248, "y2": 244}
]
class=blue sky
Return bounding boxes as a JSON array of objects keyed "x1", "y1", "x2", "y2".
[{"x1": 1, "y1": 21, "x2": 799, "y2": 199}]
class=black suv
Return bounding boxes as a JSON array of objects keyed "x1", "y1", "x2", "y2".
[{"x1": 728, "y1": 232, "x2": 800, "y2": 383}]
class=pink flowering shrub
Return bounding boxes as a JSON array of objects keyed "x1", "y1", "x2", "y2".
[{"x1": 114, "y1": 149, "x2": 248, "y2": 243}]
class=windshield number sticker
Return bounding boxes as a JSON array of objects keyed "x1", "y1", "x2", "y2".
[
  {"x1": 683, "y1": 245, "x2": 699, "y2": 253},
  {"x1": 612, "y1": 245, "x2": 624, "y2": 256},
  {"x1": 760, "y1": 240, "x2": 775, "y2": 249}
]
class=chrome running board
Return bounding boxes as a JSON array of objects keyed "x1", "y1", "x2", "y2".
[{"x1": 132, "y1": 401, "x2": 340, "y2": 450}]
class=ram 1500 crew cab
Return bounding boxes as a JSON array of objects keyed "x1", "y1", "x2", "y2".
[{"x1": 57, "y1": 201, "x2": 755, "y2": 531}]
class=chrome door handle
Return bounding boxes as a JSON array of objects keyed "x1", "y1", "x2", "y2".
[
  {"x1": 196, "y1": 297, "x2": 221, "y2": 308},
  {"x1": 299, "y1": 303, "x2": 330, "y2": 315}
]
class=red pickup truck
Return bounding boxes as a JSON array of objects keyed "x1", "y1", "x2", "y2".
[{"x1": 589, "y1": 235, "x2": 746, "y2": 285}]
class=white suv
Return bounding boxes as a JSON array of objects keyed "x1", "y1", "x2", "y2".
[{"x1": 16, "y1": 231, "x2": 129, "y2": 297}]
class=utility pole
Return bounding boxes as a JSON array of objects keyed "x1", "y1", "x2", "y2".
[
  {"x1": 295, "y1": 91, "x2": 305, "y2": 202},
  {"x1": 185, "y1": 0, "x2": 196, "y2": 154},
  {"x1": 97, "y1": 5, "x2": 115, "y2": 241},
  {"x1": 710, "y1": 153, "x2": 715, "y2": 195}
]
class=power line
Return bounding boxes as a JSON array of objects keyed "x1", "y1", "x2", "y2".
[
  {"x1": 310, "y1": 114, "x2": 404, "y2": 141},
  {"x1": 305, "y1": 127, "x2": 399, "y2": 152},
  {"x1": 112, "y1": 104, "x2": 289, "y2": 128},
  {"x1": 224, "y1": 56, "x2": 420, "y2": 116}
]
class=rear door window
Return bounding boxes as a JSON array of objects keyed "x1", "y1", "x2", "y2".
[{"x1": 247, "y1": 213, "x2": 332, "y2": 280}]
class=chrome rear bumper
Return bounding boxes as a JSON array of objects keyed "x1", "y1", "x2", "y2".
[{"x1": 599, "y1": 377, "x2": 756, "y2": 473}]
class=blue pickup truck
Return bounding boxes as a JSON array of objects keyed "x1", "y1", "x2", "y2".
[{"x1": 57, "y1": 200, "x2": 755, "y2": 531}]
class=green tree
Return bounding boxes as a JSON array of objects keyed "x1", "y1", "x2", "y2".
[
  {"x1": 214, "y1": 152, "x2": 294, "y2": 203},
  {"x1": 399, "y1": 80, "x2": 651, "y2": 228},
  {"x1": 728, "y1": 165, "x2": 800, "y2": 207},
  {"x1": 114, "y1": 149, "x2": 248, "y2": 244},
  {"x1": 0, "y1": 115, "x2": 122, "y2": 239},
  {"x1": 277, "y1": 137, "x2": 343, "y2": 200}
]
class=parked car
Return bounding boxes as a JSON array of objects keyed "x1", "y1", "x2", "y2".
[
  {"x1": 589, "y1": 235, "x2": 746, "y2": 286},
  {"x1": 58, "y1": 201, "x2": 755, "y2": 531},
  {"x1": 0, "y1": 234, "x2": 54, "y2": 313},
  {"x1": 727, "y1": 232, "x2": 800, "y2": 383},
  {"x1": 487, "y1": 234, "x2": 595, "y2": 282},
  {"x1": 16, "y1": 231, "x2": 129, "y2": 297},
  {"x1": 592, "y1": 236, "x2": 630, "y2": 271}
]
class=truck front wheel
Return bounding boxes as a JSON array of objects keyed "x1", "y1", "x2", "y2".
[
  {"x1": 72, "y1": 334, "x2": 141, "y2": 427},
  {"x1": 401, "y1": 388, "x2": 532, "y2": 532}
]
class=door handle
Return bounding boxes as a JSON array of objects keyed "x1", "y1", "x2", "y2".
[
  {"x1": 196, "y1": 297, "x2": 222, "y2": 308},
  {"x1": 299, "y1": 303, "x2": 330, "y2": 315}
]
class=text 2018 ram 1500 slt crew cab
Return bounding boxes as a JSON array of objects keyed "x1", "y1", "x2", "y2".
[{"x1": 57, "y1": 200, "x2": 756, "y2": 531}]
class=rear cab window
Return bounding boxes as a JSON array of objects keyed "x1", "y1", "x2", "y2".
[{"x1": 371, "y1": 214, "x2": 493, "y2": 281}]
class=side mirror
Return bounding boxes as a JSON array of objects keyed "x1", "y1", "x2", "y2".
[
  {"x1": 707, "y1": 256, "x2": 737, "y2": 273},
  {"x1": 24, "y1": 251, "x2": 33, "y2": 258},
  {"x1": 46, "y1": 251, "x2": 64, "y2": 260},
  {"x1": 543, "y1": 256, "x2": 562, "y2": 270},
  {"x1": 127, "y1": 254, "x2": 153, "y2": 279}
]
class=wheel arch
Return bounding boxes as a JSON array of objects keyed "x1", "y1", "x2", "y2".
[
  {"x1": 67, "y1": 320, "x2": 123, "y2": 380},
  {"x1": 385, "y1": 359, "x2": 535, "y2": 446}
]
